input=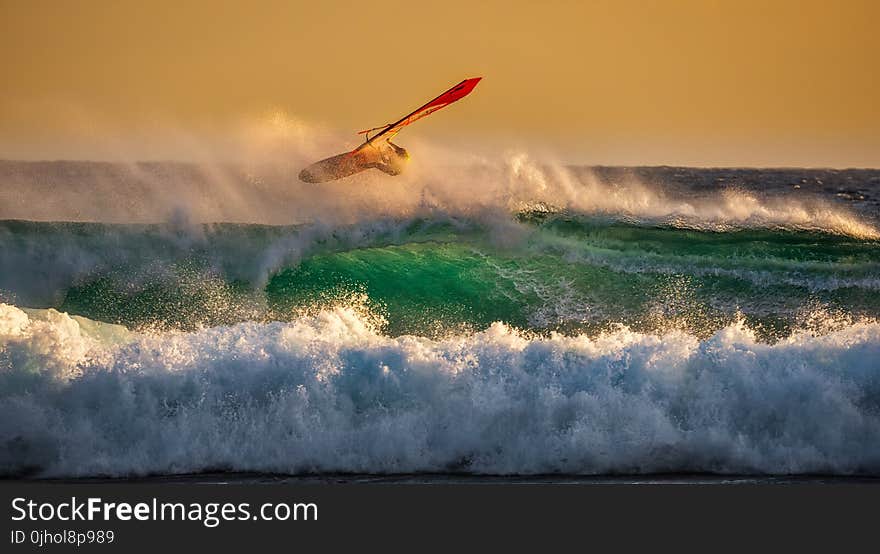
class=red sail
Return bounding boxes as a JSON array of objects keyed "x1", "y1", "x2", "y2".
[{"x1": 362, "y1": 77, "x2": 481, "y2": 145}]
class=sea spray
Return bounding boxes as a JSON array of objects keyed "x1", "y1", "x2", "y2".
[{"x1": 2, "y1": 159, "x2": 878, "y2": 240}]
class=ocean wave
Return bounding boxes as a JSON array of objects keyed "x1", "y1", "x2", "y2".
[
  {"x1": 2, "y1": 157, "x2": 878, "y2": 239},
  {"x1": 2, "y1": 302, "x2": 879, "y2": 477},
  {"x1": 2, "y1": 216, "x2": 878, "y2": 335}
]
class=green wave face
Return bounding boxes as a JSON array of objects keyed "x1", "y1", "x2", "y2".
[
  {"x1": 267, "y1": 243, "x2": 533, "y2": 334},
  {"x1": 4, "y1": 215, "x2": 879, "y2": 340},
  {"x1": 265, "y1": 224, "x2": 880, "y2": 339}
]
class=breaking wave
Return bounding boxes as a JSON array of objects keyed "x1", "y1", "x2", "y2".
[
  {"x1": 1, "y1": 157, "x2": 878, "y2": 239},
  {"x1": 2, "y1": 303, "x2": 879, "y2": 477}
]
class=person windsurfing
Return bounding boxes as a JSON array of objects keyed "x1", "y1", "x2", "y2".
[{"x1": 299, "y1": 77, "x2": 481, "y2": 183}]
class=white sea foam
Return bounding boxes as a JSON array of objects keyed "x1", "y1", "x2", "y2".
[{"x1": 2, "y1": 302, "x2": 879, "y2": 477}]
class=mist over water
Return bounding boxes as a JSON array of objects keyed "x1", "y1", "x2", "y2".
[{"x1": 2, "y1": 128, "x2": 880, "y2": 477}]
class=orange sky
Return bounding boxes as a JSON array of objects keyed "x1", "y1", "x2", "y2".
[{"x1": 1, "y1": 0, "x2": 877, "y2": 166}]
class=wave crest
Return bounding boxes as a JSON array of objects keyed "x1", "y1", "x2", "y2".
[{"x1": 2, "y1": 156, "x2": 877, "y2": 239}]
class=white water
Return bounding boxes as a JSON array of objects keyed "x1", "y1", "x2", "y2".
[{"x1": 2, "y1": 302, "x2": 879, "y2": 477}]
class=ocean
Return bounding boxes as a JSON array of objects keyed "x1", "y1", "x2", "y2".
[{"x1": 1, "y1": 159, "x2": 879, "y2": 479}]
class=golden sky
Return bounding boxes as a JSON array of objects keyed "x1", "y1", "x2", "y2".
[{"x1": 1, "y1": 0, "x2": 877, "y2": 166}]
